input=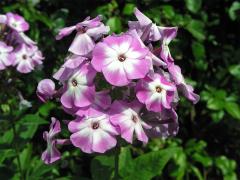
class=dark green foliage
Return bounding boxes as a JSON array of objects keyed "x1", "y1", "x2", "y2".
[{"x1": 0, "y1": 0, "x2": 240, "y2": 179}]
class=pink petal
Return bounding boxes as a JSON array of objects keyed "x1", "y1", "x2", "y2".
[
  {"x1": 56, "y1": 26, "x2": 76, "y2": 40},
  {"x1": 91, "y1": 42, "x2": 116, "y2": 72},
  {"x1": 61, "y1": 90, "x2": 74, "y2": 109},
  {"x1": 135, "y1": 124, "x2": 148, "y2": 143},
  {"x1": 69, "y1": 33, "x2": 95, "y2": 55},
  {"x1": 102, "y1": 61, "x2": 130, "y2": 86},
  {"x1": 92, "y1": 130, "x2": 117, "y2": 153},
  {"x1": 41, "y1": 142, "x2": 61, "y2": 164},
  {"x1": 134, "y1": 8, "x2": 152, "y2": 26},
  {"x1": 121, "y1": 126, "x2": 134, "y2": 143},
  {"x1": 73, "y1": 85, "x2": 95, "y2": 107},
  {"x1": 123, "y1": 58, "x2": 150, "y2": 80},
  {"x1": 70, "y1": 128, "x2": 93, "y2": 153}
]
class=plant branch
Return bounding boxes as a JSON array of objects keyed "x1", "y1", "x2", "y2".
[{"x1": 114, "y1": 144, "x2": 120, "y2": 180}]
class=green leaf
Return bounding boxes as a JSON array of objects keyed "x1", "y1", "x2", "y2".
[
  {"x1": 186, "y1": 20, "x2": 205, "y2": 41},
  {"x1": 185, "y1": 0, "x2": 202, "y2": 13},
  {"x1": 224, "y1": 102, "x2": 240, "y2": 120},
  {"x1": 91, "y1": 155, "x2": 114, "y2": 180},
  {"x1": 192, "y1": 153, "x2": 213, "y2": 167},
  {"x1": 18, "y1": 114, "x2": 48, "y2": 139},
  {"x1": 229, "y1": 1, "x2": 240, "y2": 21},
  {"x1": 229, "y1": 64, "x2": 240, "y2": 79},
  {"x1": 107, "y1": 17, "x2": 122, "y2": 33},
  {"x1": 123, "y1": 3, "x2": 135, "y2": 15},
  {"x1": 190, "y1": 165, "x2": 204, "y2": 180},
  {"x1": 0, "y1": 149, "x2": 15, "y2": 163},
  {"x1": 215, "y1": 156, "x2": 237, "y2": 179},
  {"x1": 192, "y1": 41, "x2": 207, "y2": 70},
  {"x1": 192, "y1": 41, "x2": 206, "y2": 60},
  {"x1": 170, "y1": 148, "x2": 187, "y2": 180},
  {"x1": 211, "y1": 111, "x2": 225, "y2": 123},
  {"x1": 17, "y1": 144, "x2": 32, "y2": 172},
  {"x1": 0, "y1": 129, "x2": 14, "y2": 145},
  {"x1": 162, "y1": 5, "x2": 175, "y2": 19},
  {"x1": 123, "y1": 147, "x2": 179, "y2": 180},
  {"x1": 37, "y1": 102, "x2": 56, "y2": 117},
  {"x1": 185, "y1": 139, "x2": 207, "y2": 154},
  {"x1": 27, "y1": 157, "x2": 54, "y2": 179},
  {"x1": 119, "y1": 146, "x2": 133, "y2": 177},
  {"x1": 207, "y1": 98, "x2": 224, "y2": 110}
]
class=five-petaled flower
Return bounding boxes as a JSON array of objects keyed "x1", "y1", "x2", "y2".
[
  {"x1": 136, "y1": 73, "x2": 176, "y2": 112},
  {"x1": 92, "y1": 34, "x2": 150, "y2": 86},
  {"x1": 110, "y1": 100, "x2": 151, "y2": 143},
  {"x1": 68, "y1": 109, "x2": 118, "y2": 153}
]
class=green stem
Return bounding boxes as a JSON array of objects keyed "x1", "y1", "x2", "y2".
[
  {"x1": 114, "y1": 145, "x2": 120, "y2": 180},
  {"x1": 11, "y1": 122, "x2": 24, "y2": 180}
]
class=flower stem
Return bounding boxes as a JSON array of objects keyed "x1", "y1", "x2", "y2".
[
  {"x1": 114, "y1": 144, "x2": 120, "y2": 180},
  {"x1": 11, "y1": 122, "x2": 24, "y2": 180}
]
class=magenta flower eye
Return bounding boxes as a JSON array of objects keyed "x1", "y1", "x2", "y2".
[
  {"x1": 155, "y1": 86, "x2": 162, "y2": 93},
  {"x1": 92, "y1": 122, "x2": 100, "y2": 129},
  {"x1": 118, "y1": 54, "x2": 126, "y2": 62},
  {"x1": 71, "y1": 79, "x2": 78, "y2": 87},
  {"x1": 132, "y1": 115, "x2": 138, "y2": 123},
  {"x1": 36, "y1": 8, "x2": 199, "y2": 164}
]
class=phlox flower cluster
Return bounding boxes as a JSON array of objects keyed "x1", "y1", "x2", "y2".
[
  {"x1": 0, "y1": 13, "x2": 44, "y2": 73},
  {"x1": 37, "y1": 8, "x2": 199, "y2": 164}
]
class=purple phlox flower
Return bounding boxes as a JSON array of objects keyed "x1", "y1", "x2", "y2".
[
  {"x1": 37, "y1": 79, "x2": 56, "y2": 102},
  {"x1": 91, "y1": 34, "x2": 150, "y2": 86},
  {"x1": 31, "y1": 45, "x2": 44, "y2": 66},
  {"x1": 143, "y1": 108, "x2": 179, "y2": 138},
  {"x1": 68, "y1": 109, "x2": 118, "y2": 153},
  {"x1": 159, "y1": 27, "x2": 178, "y2": 63},
  {"x1": 42, "y1": 117, "x2": 69, "y2": 164},
  {"x1": 53, "y1": 55, "x2": 87, "y2": 82},
  {"x1": 128, "y1": 29, "x2": 166, "y2": 70},
  {"x1": 56, "y1": 16, "x2": 110, "y2": 56},
  {"x1": 168, "y1": 64, "x2": 199, "y2": 104},
  {"x1": 136, "y1": 73, "x2": 177, "y2": 112},
  {"x1": 76, "y1": 90, "x2": 111, "y2": 117},
  {"x1": 6, "y1": 12, "x2": 29, "y2": 32},
  {"x1": 60, "y1": 62, "x2": 96, "y2": 109},
  {"x1": 4, "y1": 31, "x2": 36, "y2": 47},
  {"x1": 0, "y1": 41, "x2": 15, "y2": 70},
  {"x1": 0, "y1": 14, "x2": 7, "y2": 24},
  {"x1": 8, "y1": 31, "x2": 37, "y2": 46},
  {"x1": 128, "y1": 8, "x2": 161, "y2": 42},
  {"x1": 13, "y1": 44, "x2": 44, "y2": 73},
  {"x1": 62, "y1": 104, "x2": 81, "y2": 116},
  {"x1": 110, "y1": 100, "x2": 151, "y2": 143}
]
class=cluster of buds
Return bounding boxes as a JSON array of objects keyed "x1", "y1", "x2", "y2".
[
  {"x1": 37, "y1": 8, "x2": 199, "y2": 164},
  {"x1": 0, "y1": 13, "x2": 44, "y2": 73}
]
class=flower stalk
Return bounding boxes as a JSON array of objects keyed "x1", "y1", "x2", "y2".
[
  {"x1": 114, "y1": 144, "x2": 120, "y2": 180},
  {"x1": 11, "y1": 120, "x2": 24, "y2": 180}
]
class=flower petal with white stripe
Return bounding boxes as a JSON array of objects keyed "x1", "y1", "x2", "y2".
[
  {"x1": 136, "y1": 73, "x2": 176, "y2": 112},
  {"x1": 92, "y1": 34, "x2": 150, "y2": 86}
]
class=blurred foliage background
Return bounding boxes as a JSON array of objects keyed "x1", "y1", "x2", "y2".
[{"x1": 0, "y1": 0, "x2": 240, "y2": 179}]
